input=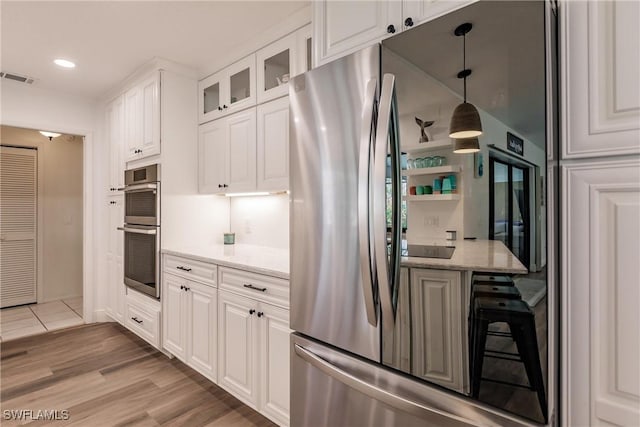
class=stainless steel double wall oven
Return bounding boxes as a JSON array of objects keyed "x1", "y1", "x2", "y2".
[{"x1": 120, "y1": 164, "x2": 160, "y2": 299}]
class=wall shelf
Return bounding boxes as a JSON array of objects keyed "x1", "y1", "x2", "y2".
[
  {"x1": 402, "y1": 165, "x2": 462, "y2": 177},
  {"x1": 404, "y1": 194, "x2": 460, "y2": 202},
  {"x1": 402, "y1": 139, "x2": 452, "y2": 153}
]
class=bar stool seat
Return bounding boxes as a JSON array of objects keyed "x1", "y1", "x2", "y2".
[
  {"x1": 472, "y1": 274, "x2": 515, "y2": 287},
  {"x1": 471, "y1": 297, "x2": 547, "y2": 422}
]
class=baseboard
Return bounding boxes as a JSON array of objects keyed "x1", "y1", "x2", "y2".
[{"x1": 93, "y1": 309, "x2": 112, "y2": 323}]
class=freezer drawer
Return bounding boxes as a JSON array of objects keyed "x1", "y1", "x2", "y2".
[{"x1": 291, "y1": 333, "x2": 536, "y2": 427}]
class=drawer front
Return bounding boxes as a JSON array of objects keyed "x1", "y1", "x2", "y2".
[
  {"x1": 125, "y1": 300, "x2": 160, "y2": 348},
  {"x1": 164, "y1": 254, "x2": 217, "y2": 286},
  {"x1": 219, "y1": 267, "x2": 289, "y2": 308}
]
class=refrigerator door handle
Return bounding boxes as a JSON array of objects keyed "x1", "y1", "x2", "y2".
[
  {"x1": 358, "y1": 78, "x2": 379, "y2": 326},
  {"x1": 373, "y1": 73, "x2": 401, "y2": 331},
  {"x1": 294, "y1": 344, "x2": 481, "y2": 426}
]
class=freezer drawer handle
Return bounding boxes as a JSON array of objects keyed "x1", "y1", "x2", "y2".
[
  {"x1": 131, "y1": 317, "x2": 143, "y2": 324},
  {"x1": 294, "y1": 344, "x2": 481, "y2": 426},
  {"x1": 243, "y1": 283, "x2": 267, "y2": 292},
  {"x1": 176, "y1": 266, "x2": 192, "y2": 272}
]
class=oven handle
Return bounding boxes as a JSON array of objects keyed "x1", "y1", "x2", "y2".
[
  {"x1": 117, "y1": 226, "x2": 157, "y2": 235},
  {"x1": 124, "y1": 183, "x2": 158, "y2": 192}
]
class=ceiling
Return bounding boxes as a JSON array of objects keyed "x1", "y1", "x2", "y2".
[
  {"x1": 384, "y1": 1, "x2": 546, "y2": 148},
  {"x1": 1, "y1": 1, "x2": 309, "y2": 100}
]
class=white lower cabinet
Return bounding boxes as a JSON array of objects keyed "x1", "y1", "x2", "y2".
[
  {"x1": 162, "y1": 271, "x2": 217, "y2": 382},
  {"x1": 218, "y1": 289, "x2": 291, "y2": 426},
  {"x1": 410, "y1": 268, "x2": 465, "y2": 393},
  {"x1": 124, "y1": 288, "x2": 161, "y2": 348}
]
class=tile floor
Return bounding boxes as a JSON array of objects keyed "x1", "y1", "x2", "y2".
[{"x1": 0, "y1": 297, "x2": 83, "y2": 341}]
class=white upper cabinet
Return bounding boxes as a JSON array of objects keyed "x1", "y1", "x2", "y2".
[
  {"x1": 402, "y1": 0, "x2": 475, "y2": 30},
  {"x1": 257, "y1": 33, "x2": 297, "y2": 104},
  {"x1": 198, "y1": 118, "x2": 227, "y2": 194},
  {"x1": 124, "y1": 71, "x2": 160, "y2": 161},
  {"x1": 106, "y1": 95, "x2": 125, "y2": 193},
  {"x1": 257, "y1": 97, "x2": 289, "y2": 191},
  {"x1": 313, "y1": 0, "x2": 402, "y2": 66},
  {"x1": 562, "y1": 1, "x2": 640, "y2": 158},
  {"x1": 227, "y1": 109, "x2": 257, "y2": 193},
  {"x1": 313, "y1": 0, "x2": 476, "y2": 66},
  {"x1": 296, "y1": 24, "x2": 313, "y2": 76},
  {"x1": 199, "y1": 55, "x2": 256, "y2": 124},
  {"x1": 198, "y1": 108, "x2": 257, "y2": 194}
]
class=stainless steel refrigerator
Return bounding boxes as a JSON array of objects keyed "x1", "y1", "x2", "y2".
[{"x1": 289, "y1": 2, "x2": 556, "y2": 426}]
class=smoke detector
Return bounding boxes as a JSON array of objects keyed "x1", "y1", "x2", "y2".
[{"x1": 0, "y1": 71, "x2": 36, "y2": 84}]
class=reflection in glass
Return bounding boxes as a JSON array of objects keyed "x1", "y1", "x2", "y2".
[
  {"x1": 264, "y1": 49, "x2": 290, "y2": 91},
  {"x1": 203, "y1": 82, "x2": 220, "y2": 114},
  {"x1": 230, "y1": 68, "x2": 250, "y2": 104}
]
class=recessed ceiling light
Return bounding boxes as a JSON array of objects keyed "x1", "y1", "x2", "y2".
[{"x1": 54, "y1": 59, "x2": 75, "y2": 69}]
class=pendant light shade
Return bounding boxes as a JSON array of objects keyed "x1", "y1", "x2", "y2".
[
  {"x1": 453, "y1": 137, "x2": 480, "y2": 153},
  {"x1": 449, "y1": 23, "x2": 483, "y2": 141},
  {"x1": 449, "y1": 102, "x2": 482, "y2": 139}
]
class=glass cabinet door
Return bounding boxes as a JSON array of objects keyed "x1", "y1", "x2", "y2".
[
  {"x1": 198, "y1": 70, "x2": 225, "y2": 124},
  {"x1": 257, "y1": 32, "x2": 296, "y2": 103},
  {"x1": 225, "y1": 54, "x2": 256, "y2": 114}
]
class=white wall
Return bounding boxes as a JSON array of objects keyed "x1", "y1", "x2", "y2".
[
  {"x1": 158, "y1": 70, "x2": 230, "y2": 248},
  {"x1": 229, "y1": 194, "x2": 289, "y2": 249},
  {"x1": 1, "y1": 79, "x2": 100, "y2": 318}
]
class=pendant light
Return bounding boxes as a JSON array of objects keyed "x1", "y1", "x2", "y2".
[
  {"x1": 449, "y1": 23, "x2": 483, "y2": 141},
  {"x1": 453, "y1": 136, "x2": 480, "y2": 153}
]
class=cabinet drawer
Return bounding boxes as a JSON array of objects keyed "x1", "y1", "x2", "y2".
[
  {"x1": 219, "y1": 267, "x2": 289, "y2": 308},
  {"x1": 164, "y1": 254, "x2": 217, "y2": 286},
  {"x1": 125, "y1": 299, "x2": 160, "y2": 348}
]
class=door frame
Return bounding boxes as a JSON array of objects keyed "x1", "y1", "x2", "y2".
[
  {"x1": 488, "y1": 149, "x2": 540, "y2": 272},
  {"x1": 2, "y1": 119, "x2": 94, "y2": 322}
]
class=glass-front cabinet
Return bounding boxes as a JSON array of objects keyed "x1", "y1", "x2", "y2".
[
  {"x1": 199, "y1": 55, "x2": 256, "y2": 124},
  {"x1": 257, "y1": 24, "x2": 312, "y2": 104}
]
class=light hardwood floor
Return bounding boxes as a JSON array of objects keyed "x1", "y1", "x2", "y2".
[{"x1": 0, "y1": 323, "x2": 276, "y2": 427}]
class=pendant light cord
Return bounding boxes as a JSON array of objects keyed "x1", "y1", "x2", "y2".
[{"x1": 463, "y1": 32, "x2": 467, "y2": 103}]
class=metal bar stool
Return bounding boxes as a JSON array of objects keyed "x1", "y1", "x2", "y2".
[
  {"x1": 468, "y1": 285, "x2": 522, "y2": 383},
  {"x1": 472, "y1": 273, "x2": 515, "y2": 287},
  {"x1": 471, "y1": 297, "x2": 547, "y2": 423}
]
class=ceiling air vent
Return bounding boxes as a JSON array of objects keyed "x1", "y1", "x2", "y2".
[{"x1": 0, "y1": 71, "x2": 35, "y2": 84}]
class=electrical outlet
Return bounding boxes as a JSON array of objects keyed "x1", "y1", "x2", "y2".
[{"x1": 424, "y1": 216, "x2": 439, "y2": 227}]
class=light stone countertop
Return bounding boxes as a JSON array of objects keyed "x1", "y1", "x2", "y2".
[
  {"x1": 162, "y1": 244, "x2": 290, "y2": 279},
  {"x1": 400, "y1": 239, "x2": 528, "y2": 274},
  {"x1": 163, "y1": 239, "x2": 526, "y2": 280}
]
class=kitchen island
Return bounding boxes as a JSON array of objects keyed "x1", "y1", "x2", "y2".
[
  {"x1": 385, "y1": 239, "x2": 529, "y2": 395},
  {"x1": 400, "y1": 239, "x2": 528, "y2": 274}
]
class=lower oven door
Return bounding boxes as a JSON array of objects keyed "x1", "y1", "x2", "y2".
[{"x1": 121, "y1": 225, "x2": 160, "y2": 299}]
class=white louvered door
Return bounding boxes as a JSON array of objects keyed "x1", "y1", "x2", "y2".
[{"x1": 0, "y1": 146, "x2": 37, "y2": 308}]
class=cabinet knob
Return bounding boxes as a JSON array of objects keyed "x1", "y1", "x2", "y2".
[
  {"x1": 223, "y1": 105, "x2": 228, "y2": 109},
  {"x1": 387, "y1": 24, "x2": 396, "y2": 34},
  {"x1": 223, "y1": 184, "x2": 228, "y2": 188},
  {"x1": 257, "y1": 312, "x2": 264, "y2": 318},
  {"x1": 404, "y1": 17, "x2": 414, "y2": 27},
  {"x1": 180, "y1": 285, "x2": 185, "y2": 290},
  {"x1": 185, "y1": 286, "x2": 190, "y2": 291},
  {"x1": 218, "y1": 106, "x2": 223, "y2": 111},
  {"x1": 249, "y1": 309, "x2": 256, "y2": 315},
  {"x1": 218, "y1": 184, "x2": 222, "y2": 188}
]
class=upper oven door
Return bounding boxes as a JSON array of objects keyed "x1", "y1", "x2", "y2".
[{"x1": 124, "y1": 183, "x2": 159, "y2": 226}]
